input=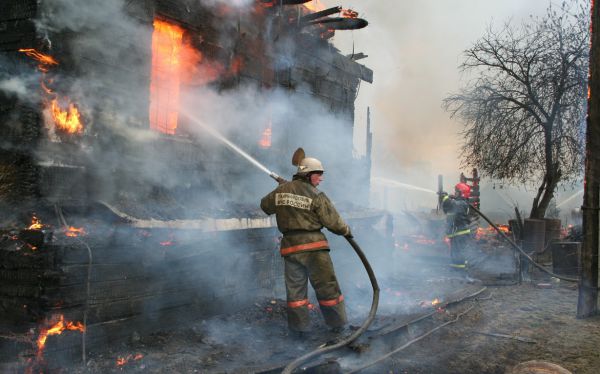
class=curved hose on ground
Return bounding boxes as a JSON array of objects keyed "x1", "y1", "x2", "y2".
[
  {"x1": 468, "y1": 203, "x2": 579, "y2": 283},
  {"x1": 281, "y1": 236, "x2": 380, "y2": 374}
]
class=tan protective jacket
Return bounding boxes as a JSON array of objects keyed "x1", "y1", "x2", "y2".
[{"x1": 260, "y1": 176, "x2": 350, "y2": 256}]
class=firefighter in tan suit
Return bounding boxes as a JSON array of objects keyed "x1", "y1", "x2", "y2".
[{"x1": 261, "y1": 157, "x2": 351, "y2": 335}]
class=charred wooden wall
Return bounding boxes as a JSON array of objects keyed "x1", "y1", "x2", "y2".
[
  {"x1": 0, "y1": 212, "x2": 391, "y2": 367},
  {"x1": 0, "y1": 0, "x2": 378, "y2": 368},
  {"x1": 0, "y1": 1, "x2": 40, "y2": 207},
  {"x1": 0, "y1": 0, "x2": 372, "y2": 210}
]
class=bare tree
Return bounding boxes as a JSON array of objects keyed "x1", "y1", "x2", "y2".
[{"x1": 444, "y1": 0, "x2": 590, "y2": 219}]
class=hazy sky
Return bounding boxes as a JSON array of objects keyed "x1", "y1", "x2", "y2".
[{"x1": 319, "y1": 0, "x2": 552, "y2": 190}]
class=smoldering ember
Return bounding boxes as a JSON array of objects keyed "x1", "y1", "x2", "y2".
[{"x1": 0, "y1": 0, "x2": 599, "y2": 373}]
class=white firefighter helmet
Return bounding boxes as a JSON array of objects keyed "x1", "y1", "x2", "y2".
[{"x1": 297, "y1": 157, "x2": 324, "y2": 175}]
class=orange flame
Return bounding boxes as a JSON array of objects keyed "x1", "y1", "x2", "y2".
[
  {"x1": 28, "y1": 215, "x2": 44, "y2": 230},
  {"x1": 149, "y1": 19, "x2": 223, "y2": 135},
  {"x1": 229, "y1": 55, "x2": 244, "y2": 76},
  {"x1": 19, "y1": 49, "x2": 85, "y2": 135},
  {"x1": 303, "y1": 0, "x2": 326, "y2": 12},
  {"x1": 341, "y1": 9, "x2": 358, "y2": 18},
  {"x1": 36, "y1": 315, "x2": 85, "y2": 359},
  {"x1": 420, "y1": 298, "x2": 442, "y2": 308},
  {"x1": 18, "y1": 48, "x2": 58, "y2": 72},
  {"x1": 149, "y1": 19, "x2": 184, "y2": 135},
  {"x1": 116, "y1": 353, "x2": 144, "y2": 367},
  {"x1": 259, "y1": 122, "x2": 272, "y2": 148},
  {"x1": 64, "y1": 226, "x2": 86, "y2": 237},
  {"x1": 50, "y1": 99, "x2": 83, "y2": 134},
  {"x1": 475, "y1": 225, "x2": 510, "y2": 240}
]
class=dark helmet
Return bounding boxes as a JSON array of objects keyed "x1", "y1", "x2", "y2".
[{"x1": 455, "y1": 182, "x2": 471, "y2": 198}]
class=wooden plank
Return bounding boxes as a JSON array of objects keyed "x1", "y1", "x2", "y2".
[
  {"x1": 0, "y1": 0, "x2": 37, "y2": 21},
  {"x1": 577, "y1": 0, "x2": 600, "y2": 318}
]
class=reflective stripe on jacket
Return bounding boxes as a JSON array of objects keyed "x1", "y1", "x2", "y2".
[
  {"x1": 447, "y1": 228, "x2": 471, "y2": 238},
  {"x1": 442, "y1": 196, "x2": 471, "y2": 236}
]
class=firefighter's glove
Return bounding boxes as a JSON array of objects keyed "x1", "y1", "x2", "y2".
[{"x1": 344, "y1": 227, "x2": 353, "y2": 239}]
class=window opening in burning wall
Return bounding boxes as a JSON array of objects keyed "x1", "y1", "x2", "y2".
[
  {"x1": 150, "y1": 18, "x2": 218, "y2": 135},
  {"x1": 149, "y1": 19, "x2": 185, "y2": 135}
]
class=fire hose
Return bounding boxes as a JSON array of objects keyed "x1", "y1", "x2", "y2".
[
  {"x1": 282, "y1": 236, "x2": 380, "y2": 374},
  {"x1": 467, "y1": 203, "x2": 579, "y2": 283}
]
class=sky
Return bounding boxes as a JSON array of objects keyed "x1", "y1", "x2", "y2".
[{"x1": 316, "y1": 0, "x2": 585, "y2": 214}]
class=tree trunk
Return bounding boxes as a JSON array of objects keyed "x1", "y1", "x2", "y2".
[
  {"x1": 577, "y1": 0, "x2": 600, "y2": 319},
  {"x1": 529, "y1": 168, "x2": 560, "y2": 219}
]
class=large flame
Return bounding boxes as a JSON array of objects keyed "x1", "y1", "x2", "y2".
[
  {"x1": 149, "y1": 19, "x2": 223, "y2": 135},
  {"x1": 36, "y1": 314, "x2": 85, "y2": 359},
  {"x1": 149, "y1": 19, "x2": 184, "y2": 135}
]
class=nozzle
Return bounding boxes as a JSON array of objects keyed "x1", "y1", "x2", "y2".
[{"x1": 270, "y1": 172, "x2": 288, "y2": 185}]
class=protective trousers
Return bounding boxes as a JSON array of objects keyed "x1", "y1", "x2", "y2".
[
  {"x1": 284, "y1": 251, "x2": 347, "y2": 332},
  {"x1": 450, "y1": 234, "x2": 470, "y2": 265}
]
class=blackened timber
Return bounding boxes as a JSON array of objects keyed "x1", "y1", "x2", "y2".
[
  {"x1": 299, "y1": 6, "x2": 342, "y2": 23},
  {"x1": 577, "y1": 0, "x2": 600, "y2": 318}
]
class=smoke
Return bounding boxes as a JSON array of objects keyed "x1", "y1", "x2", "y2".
[
  {"x1": 4, "y1": 0, "x2": 376, "y2": 345},
  {"x1": 321, "y1": 0, "x2": 559, "y2": 214},
  {"x1": 201, "y1": 0, "x2": 255, "y2": 7},
  {"x1": 0, "y1": 77, "x2": 30, "y2": 97}
]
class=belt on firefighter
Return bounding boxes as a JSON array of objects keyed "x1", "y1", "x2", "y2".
[
  {"x1": 447, "y1": 229, "x2": 471, "y2": 238},
  {"x1": 287, "y1": 299, "x2": 309, "y2": 308},
  {"x1": 318, "y1": 294, "x2": 344, "y2": 307},
  {"x1": 283, "y1": 230, "x2": 321, "y2": 236},
  {"x1": 280, "y1": 240, "x2": 329, "y2": 256}
]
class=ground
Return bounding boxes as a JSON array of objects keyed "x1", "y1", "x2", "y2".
[
  {"x1": 377, "y1": 282, "x2": 600, "y2": 374},
  {"x1": 11, "y1": 246, "x2": 600, "y2": 373}
]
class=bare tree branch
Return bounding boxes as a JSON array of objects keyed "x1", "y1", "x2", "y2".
[{"x1": 443, "y1": 0, "x2": 589, "y2": 218}]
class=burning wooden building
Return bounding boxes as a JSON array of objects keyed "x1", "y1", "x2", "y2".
[{"x1": 0, "y1": 0, "x2": 386, "y2": 370}]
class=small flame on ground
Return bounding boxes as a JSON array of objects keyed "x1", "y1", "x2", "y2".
[
  {"x1": 420, "y1": 298, "x2": 442, "y2": 308},
  {"x1": 160, "y1": 240, "x2": 174, "y2": 246},
  {"x1": 116, "y1": 353, "x2": 144, "y2": 367},
  {"x1": 64, "y1": 226, "x2": 86, "y2": 237},
  {"x1": 28, "y1": 215, "x2": 44, "y2": 230}
]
